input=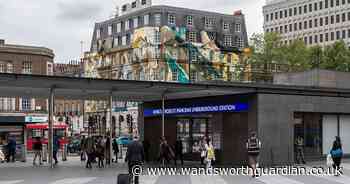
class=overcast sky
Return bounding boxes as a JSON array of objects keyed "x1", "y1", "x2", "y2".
[{"x1": 0, "y1": 0, "x2": 265, "y2": 62}]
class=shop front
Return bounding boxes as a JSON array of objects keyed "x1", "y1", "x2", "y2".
[
  {"x1": 143, "y1": 94, "x2": 254, "y2": 165},
  {"x1": 0, "y1": 116, "x2": 26, "y2": 161}
]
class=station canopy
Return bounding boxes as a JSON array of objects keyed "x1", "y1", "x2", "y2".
[{"x1": 0, "y1": 73, "x2": 349, "y2": 101}]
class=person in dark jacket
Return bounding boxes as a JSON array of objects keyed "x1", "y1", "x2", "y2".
[
  {"x1": 125, "y1": 136, "x2": 144, "y2": 184},
  {"x1": 174, "y1": 139, "x2": 184, "y2": 166},
  {"x1": 330, "y1": 136, "x2": 343, "y2": 176},
  {"x1": 53, "y1": 135, "x2": 60, "y2": 165},
  {"x1": 33, "y1": 137, "x2": 43, "y2": 165},
  {"x1": 6, "y1": 136, "x2": 16, "y2": 163},
  {"x1": 85, "y1": 137, "x2": 95, "y2": 169},
  {"x1": 112, "y1": 138, "x2": 119, "y2": 163},
  {"x1": 143, "y1": 139, "x2": 150, "y2": 163}
]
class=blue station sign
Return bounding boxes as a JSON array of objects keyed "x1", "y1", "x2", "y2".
[{"x1": 144, "y1": 102, "x2": 248, "y2": 117}]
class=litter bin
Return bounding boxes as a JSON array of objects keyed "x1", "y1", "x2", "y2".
[
  {"x1": 42, "y1": 144, "x2": 47, "y2": 162},
  {"x1": 62, "y1": 144, "x2": 67, "y2": 161}
]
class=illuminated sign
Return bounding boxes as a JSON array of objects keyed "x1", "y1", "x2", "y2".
[{"x1": 144, "y1": 103, "x2": 248, "y2": 117}]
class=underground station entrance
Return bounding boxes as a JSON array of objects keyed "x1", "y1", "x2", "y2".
[{"x1": 1, "y1": 73, "x2": 350, "y2": 167}]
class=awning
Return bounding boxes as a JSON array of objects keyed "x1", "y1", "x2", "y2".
[{"x1": 26, "y1": 123, "x2": 67, "y2": 129}]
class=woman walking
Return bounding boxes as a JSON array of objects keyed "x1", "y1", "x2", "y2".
[
  {"x1": 205, "y1": 139, "x2": 215, "y2": 169},
  {"x1": 330, "y1": 136, "x2": 343, "y2": 176}
]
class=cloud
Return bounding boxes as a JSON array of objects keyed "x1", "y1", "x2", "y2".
[{"x1": 56, "y1": 0, "x2": 103, "y2": 21}]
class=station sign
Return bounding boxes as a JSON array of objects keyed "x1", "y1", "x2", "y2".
[{"x1": 144, "y1": 102, "x2": 249, "y2": 117}]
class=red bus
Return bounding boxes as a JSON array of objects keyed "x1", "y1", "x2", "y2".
[{"x1": 26, "y1": 123, "x2": 68, "y2": 151}]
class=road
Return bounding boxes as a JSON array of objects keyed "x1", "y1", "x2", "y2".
[{"x1": 1, "y1": 156, "x2": 350, "y2": 184}]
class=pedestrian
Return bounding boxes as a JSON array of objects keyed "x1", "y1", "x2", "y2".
[
  {"x1": 174, "y1": 139, "x2": 184, "y2": 166},
  {"x1": 205, "y1": 139, "x2": 215, "y2": 169},
  {"x1": 330, "y1": 136, "x2": 343, "y2": 176},
  {"x1": 33, "y1": 137, "x2": 43, "y2": 165},
  {"x1": 96, "y1": 137, "x2": 105, "y2": 168},
  {"x1": 295, "y1": 136, "x2": 306, "y2": 164},
  {"x1": 159, "y1": 137, "x2": 173, "y2": 166},
  {"x1": 80, "y1": 136, "x2": 87, "y2": 161},
  {"x1": 199, "y1": 137, "x2": 207, "y2": 166},
  {"x1": 85, "y1": 136, "x2": 95, "y2": 169},
  {"x1": 53, "y1": 135, "x2": 60, "y2": 165},
  {"x1": 125, "y1": 136, "x2": 144, "y2": 184},
  {"x1": 143, "y1": 139, "x2": 150, "y2": 163},
  {"x1": 6, "y1": 136, "x2": 16, "y2": 163},
  {"x1": 105, "y1": 137, "x2": 111, "y2": 165},
  {"x1": 112, "y1": 137, "x2": 119, "y2": 163},
  {"x1": 246, "y1": 131, "x2": 261, "y2": 178}
]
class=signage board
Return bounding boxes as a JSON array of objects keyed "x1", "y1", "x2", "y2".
[
  {"x1": 144, "y1": 102, "x2": 248, "y2": 117},
  {"x1": 25, "y1": 116, "x2": 48, "y2": 123}
]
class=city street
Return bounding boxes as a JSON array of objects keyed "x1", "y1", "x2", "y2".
[{"x1": 1, "y1": 156, "x2": 350, "y2": 184}]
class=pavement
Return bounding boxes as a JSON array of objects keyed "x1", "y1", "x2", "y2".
[{"x1": 1, "y1": 156, "x2": 350, "y2": 184}]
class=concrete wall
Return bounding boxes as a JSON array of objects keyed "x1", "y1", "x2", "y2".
[{"x1": 257, "y1": 93, "x2": 350, "y2": 166}]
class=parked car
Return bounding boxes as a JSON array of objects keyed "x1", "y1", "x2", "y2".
[{"x1": 116, "y1": 137, "x2": 132, "y2": 145}]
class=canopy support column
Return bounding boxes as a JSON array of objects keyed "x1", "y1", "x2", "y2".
[
  {"x1": 48, "y1": 87, "x2": 55, "y2": 168},
  {"x1": 109, "y1": 93, "x2": 113, "y2": 165}
]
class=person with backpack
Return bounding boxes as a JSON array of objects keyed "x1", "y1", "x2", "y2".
[
  {"x1": 246, "y1": 131, "x2": 261, "y2": 178},
  {"x1": 330, "y1": 136, "x2": 343, "y2": 176},
  {"x1": 205, "y1": 139, "x2": 215, "y2": 169}
]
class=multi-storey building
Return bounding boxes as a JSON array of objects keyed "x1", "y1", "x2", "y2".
[
  {"x1": 0, "y1": 39, "x2": 54, "y2": 156},
  {"x1": 54, "y1": 61, "x2": 84, "y2": 136},
  {"x1": 263, "y1": 0, "x2": 350, "y2": 46},
  {"x1": 84, "y1": 0, "x2": 248, "y2": 82}
]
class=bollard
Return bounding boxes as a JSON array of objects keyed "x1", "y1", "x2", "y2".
[{"x1": 42, "y1": 144, "x2": 47, "y2": 162}]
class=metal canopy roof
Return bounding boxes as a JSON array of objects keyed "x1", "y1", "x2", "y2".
[{"x1": 1, "y1": 73, "x2": 350, "y2": 101}]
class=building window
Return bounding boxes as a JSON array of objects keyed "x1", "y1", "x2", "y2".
[
  {"x1": 289, "y1": 24, "x2": 292, "y2": 32},
  {"x1": 348, "y1": 12, "x2": 350, "y2": 21},
  {"x1": 113, "y1": 37, "x2": 119, "y2": 47},
  {"x1": 331, "y1": 32, "x2": 335, "y2": 40},
  {"x1": 342, "y1": 30, "x2": 346, "y2": 39},
  {"x1": 294, "y1": 7, "x2": 297, "y2": 15},
  {"x1": 275, "y1": 12, "x2": 278, "y2": 19},
  {"x1": 343, "y1": 0, "x2": 346, "y2": 4},
  {"x1": 320, "y1": 1, "x2": 323, "y2": 9},
  {"x1": 314, "y1": 3, "x2": 318, "y2": 11},
  {"x1": 336, "y1": 0, "x2": 340, "y2": 6},
  {"x1": 168, "y1": 14, "x2": 176, "y2": 25},
  {"x1": 309, "y1": 4, "x2": 312, "y2": 12},
  {"x1": 190, "y1": 71, "x2": 197, "y2": 82},
  {"x1": 7, "y1": 63, "x2": 13, "y2": 73},
  {"x1": 154, "y1": 14, "x2": 161, "y2": 26},
  {"x1": 348, "y1": 30, "x2": 350, "y2": 38},
  {"x1": 320, "y1": 34, "x2": 324, "y2": 42},
  {"x1": 294, "y1": 23, "x2": 298, "y2": 31},
  {"x1": 132, "y1": 1, "x2": 137, "y2": 8},
  {"x1": 154, "y1": 30, "x2": 160, "y2": 44},
  {"x1": 325, "y1": 32, "x2": 329, "y2": 41},
  {"x1": 144, "y1": 14, "x2": 149, "y2": 25},
  {"x1": 336, "y1": 14, "x2": 340, "y2": 23},
  {"x1": 289, "y1": 8, "x2": 292, "y2": 17},
  {"x1": 141, "y1": 0, "x2": 147, "y2": 5},
  {"x1": 96, "y1": 28, "x2": 101, "y2": 39},
  {"x1": 0, "y1": 62, "x2": 5, "y2": 73},
  {"x1": 205, "y1": 17, "x2": 215, "y2": 28},
  {"x1": 325, "y1": 0, "x2": 329, "y2": 8},
  {"x1": 125, "y1": 20, "x2": 130, "y2": 31},
  {"x1": 315, "y1": 35, "x2": 318, "y2": 43},
  {"x1": 304, "y1": 5, "x2": 307, "y2": 13},
  {"x1": 22, "y1": 61, "x2": 32, "y2": 74},
  {"x1": 266, "y1": 14, "x2": 269, "y2": 22},
  {"x1": 172, "y1": 69, "x2": 178, "y2": 81},
  {"x1": 342, "y1": 13, "x2": 346, "y2": 22},
  {"x1": 235, "y1": 36, "x2": 243, "y2": 48},
  {"x1": 22, "y1": 98, "x2": 31, "y2": 111},
  {"x1": 309, "y1": 20, "x2": 313, "y2": 28},
  {"x1": 285, "y1": 25, "x2": 288, "y2": 33},
  {"x1": 304, "y1": 37, "x2": 308, "y2": 44},
  {"x1": 187, "y1": 31, "x2": 197, "y2": 42},
  {"x1": 331, "y1": 15, "x2": 334, "y2": 24},
  {"x1": 122, "y1": 36, "x2": 126, "y2": 45},
  {"x1": 284, "y1": 10, "x2": 288, "y2": 17},
  {"x1": 270, "y1": 13, "x2": 273, "y2": 21},
  {"x1": 223, "y1": 22, "x2": 229, "y2": 31},
  {"x1": 108, "y1": 25, "x2": 112, "y2": 36},
  {"x1": 336, "y1": 31, "x2": 340, "y2": 40},
  {"x1": 187, "y1": 16, "x2": 193, "y2": 26},
  {"x1": 280, "y1": 11, "x2": 283, "y2": 19},
  {"x1": 235, "y1": 23, "x2": 241, "y2": 32},
  {"x1": 320, "y1": 18, "x2": 323, "y2": 26},
  {"x1": 325, "y1": 16, "x2": 329, "y2": 25},
  {"x1": 299, "y1": 6, "x2": 302, "y2": 14},
  {"x1": 224, "y1": 35, "x2": 232, "y2": 46},
  {"x1": 299, "y1": 22, "x2": 302, "y2": 30},
  {"x1": 309, "y1": 36, "x2": 313, "y2": 44},
  {"x1": 331, "y1": 0, "x2": 334, "y2": 7},
  {"x1": 314, "y1": 19, "x2": 318, "y2": 27},
  {"x1": 133, "y1": 17, "x2": 138, "y2": 28},
  {"x1": 117, "y1": 23, "x2": 121, "y2": 33},
  {"x1": 47, "y1": 63, "x2": 53, "y2": 76},
  {"x1": 207, "y1": 32, "x2": 216, "y2": 40}
]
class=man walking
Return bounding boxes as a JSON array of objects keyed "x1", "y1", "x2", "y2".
[
  {"x1": 125, "y1": 136, "x2": 144, "y2": 184},
  {"x1": 33, "y1": 137, "x2": 43, "y2": 165},
  {"x1": 112, "y1": 138, "x2": 119, "y2": 163},
  {"x1": 85, "y1": 136, "x2": 95, "y2": 169},
  {"x1": 246, "y1": 131, "x2": 261, "y2": 178},
  {"x1": 53, "y1": 135, "x2": 60, "y2": 165},
  {"x1": 6, "y1": 136, "x2": 16, "y2": 163},
  {"x1": 295, "y1": 136, "x2": 306, "y2": 164},
  {"x1": 174, "y1": 139, "x2": 184, "y2": 166}
]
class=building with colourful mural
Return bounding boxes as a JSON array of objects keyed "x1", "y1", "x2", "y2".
[{"x1": 83, "y1": 0, "x2": 249, "y2": 83}]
